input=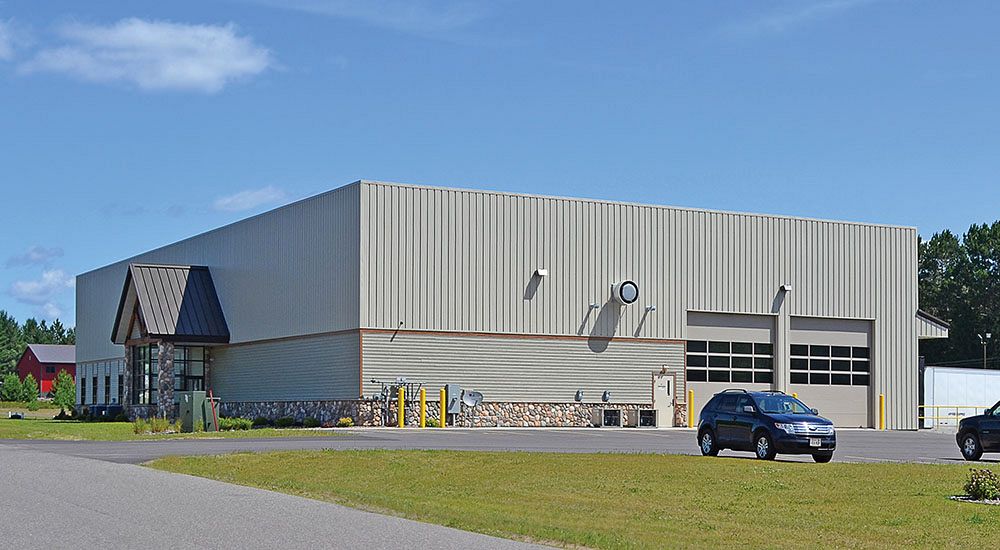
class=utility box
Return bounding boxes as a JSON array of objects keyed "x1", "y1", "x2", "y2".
[
  {"x1": 624, "y1": 409, "x2": 639, "y2": 428},
  {"x1": 445, "y1": 384, "x2": 462, "y2": 414},
  {"x1": 591, "y1": 408, "x2": 622, "y2": 427},
  {"x1": 176, "y1": 391, "x2": 219, "y2": 432},
  {"x1": 638, "y1": 409, "x2": 658, "y2": 428}
]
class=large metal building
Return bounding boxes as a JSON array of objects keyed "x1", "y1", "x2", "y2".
[{"x1": 75, "y1": 180, "x2": 949, "y2": 429}]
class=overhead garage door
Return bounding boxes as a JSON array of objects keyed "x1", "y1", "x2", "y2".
[
  {"x1": 789, "y1": 317, "x2": 872, "y2": 428},
  {"x1": 686, "y1": 312, "x2": 776, "y2": 416}
]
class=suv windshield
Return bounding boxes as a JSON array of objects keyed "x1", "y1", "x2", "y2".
[{"x1": 755, "y1": 394, "x2": 813, "y2": 415}]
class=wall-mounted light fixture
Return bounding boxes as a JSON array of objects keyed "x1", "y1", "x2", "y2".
[
  {"x1": 645, "y1": 305, "x2": 657, "y2": 312},
  {"x1": 602, "y1": 390, "x2": 612, "y2": 402},
  {"x1": 780, "y1": 283, "x2": 793, "y2": 292},
  {"x1": 589, "y1": 303, "x2": 601, "y2": 310},
  {"x1": 534, "y1": 268, "x2": 548, "y2": 277},
  {"x1": 575, "y1": 390, "x2": 584, "y2": 402}
]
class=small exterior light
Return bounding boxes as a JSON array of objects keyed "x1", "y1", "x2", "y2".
[
  {"x1": 645, "y1": 305, "x2": 657, "y2": 312},
  {"x1": 535, "y1": 268, "x2": 548, "y2": 277},
  {"x1": 589, "y1": 303, "x2": 600, "y2": 310},
  {"x1": 602, "y1": 390, "x2": 611, "y2": 402},
  {"x1": 780, "y1": 284, "x2": 793, "y2": 292},
  {"x1": 575, "y1": 390, "x2": 584, "y2": 402}
]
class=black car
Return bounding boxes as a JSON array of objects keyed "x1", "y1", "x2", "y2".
[
  {"x1": 957, "y1": 400, "x2": 1000, "y2": 461},
  {"x1": 696, "y1": 389, "x2": 837, "y2": 462}
]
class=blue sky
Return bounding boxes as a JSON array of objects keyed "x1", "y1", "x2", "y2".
[{"x1": 1, "y1": 1, "x2": 998, "y2": 325}]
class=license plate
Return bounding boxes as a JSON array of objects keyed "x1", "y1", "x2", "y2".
[{"x1": 809, "y1": 437, "x2": 822, "y2": 447}]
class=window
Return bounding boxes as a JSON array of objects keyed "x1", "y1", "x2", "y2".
[
  {"x1": 80, "y1": 377, "x2": 87, "y2": 405},
  {"x1": 104, "y1": 376, "x2": 111, "y2": 405},
  {"x1": 92, "y1": 376, "x2": 98, "y2": 404},
  {"x1": 791, "y1": 344, "x2": 870, "y2": 386},
  {"x1": 118, "y1": 375, "x2": 124, "y2": 405},
  {"x1": 131, "y1": 344, "x2": 206, "y2": 404},
  {"x1": 45, "y1": 366, "x2": 56, "y2": 374},
  {"x1": 172, "y1": 346, "x2": 206, "y2": 392},
  {"x1": 687, "y1": 340, "x2": 774, "y2": 384}
]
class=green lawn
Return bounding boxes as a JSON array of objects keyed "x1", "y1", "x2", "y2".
[
  {"x1": 0, "y1": 401, "x2": 62, "y2": 420},
  {"x1": 0, "y1": 418, "x2": 342, "y2": 441},
  {"x1": 150, "y1": 450, "x2": 1000, "y2": 549}
]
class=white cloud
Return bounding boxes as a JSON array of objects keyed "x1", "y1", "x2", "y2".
[
  {"x1": 9, "y1": 269, "x2": 74, "y2": 306},
  {"x1": 39, "y1": 302, "x2": 63, "y2": 320},
  {"x1": 213, "y1": 185, "x2": 287, "y2": 212},
  {"x1": 6, "y1": 245, "x2": 64, "y2": 268},
  {"x1": 0, "y1": 20, "x2": 13, "y2": 60},
  {"x1": 19, "y1": 18, "x2": 272, "y2": 93},
  {"x1": 254, "y1": 0, "x2": 489, "y2": 34},
  {"x1": 721, "y1": 0, "x2": 876, "y2": 37}
]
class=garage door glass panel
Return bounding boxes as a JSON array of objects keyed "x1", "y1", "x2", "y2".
[
  {"x1": 791, "y1": 345, "x2": 870, "y2": 386},
  {"x1": 687, "y1": 339, "x2": 774, "y2": 386}
]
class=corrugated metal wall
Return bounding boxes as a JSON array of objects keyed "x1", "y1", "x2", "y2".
[
  {"x1": 359, "y1": 181, "x2": 919, "y2": 428},
  {"x1": 212, "y1": 332, "x2": 359, "y2": 401},
  {"x1": 76, "y1": 184, "x2": 361, "y2": 364},
  {"x1": 361, "y1": 331, "x2": 685, "y2": 403}
]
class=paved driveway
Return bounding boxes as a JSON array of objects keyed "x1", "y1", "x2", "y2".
[
  {"x1": 0, "y1": 445, "x2": 541, "y2": 550},
  {"x1": 0, "y1": 427, "x2": 976, "y2": 464}
]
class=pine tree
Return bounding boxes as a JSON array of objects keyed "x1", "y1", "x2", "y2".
[
  {"x1": 1, "y1": 372, "x2": 23, "y2": 402},
  {"x1": 50, "y1": 370, "x2": 76, "y2": 414},
  {"x1": 20, "y1": 373, "x2": 39, "y2": 403}
]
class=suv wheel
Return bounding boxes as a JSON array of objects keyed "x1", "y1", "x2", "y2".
[
  {"x1": 754, "y1": 432, "x2": 776, "y2": 460},
  {"x1": 961, "y1": 432, "x2": 984, "y2": 461},
  {"x1": 699, "y1": 429, "x2": 719, "y2": 456},
  {"x1": 812, "y1": 452, "x2": 834, "y2": 463}
]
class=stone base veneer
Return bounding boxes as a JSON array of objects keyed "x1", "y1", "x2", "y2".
[{"x1": 219, "y1": 400, "x2": 689, "y2": 428}]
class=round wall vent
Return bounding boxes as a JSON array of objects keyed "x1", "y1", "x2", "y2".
[{"x1": 611, "y1": 280, "x2": 639, "y2": 305}]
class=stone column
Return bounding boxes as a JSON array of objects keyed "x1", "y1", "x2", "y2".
[
  {"x1": 157, "y1": 341, "x2": 175, "y2": 419},
  {"x1": 122, "y1": 346, "x2": 133, "y2": 413}
]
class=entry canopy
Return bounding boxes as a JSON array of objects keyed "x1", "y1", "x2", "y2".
[{"x1": 111, "y1": 263, "x2": 230, "y2": 345}]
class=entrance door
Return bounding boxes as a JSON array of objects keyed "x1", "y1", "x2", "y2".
[{"x1": 652, "y1": 373, "x2": 675, "y2": 427}]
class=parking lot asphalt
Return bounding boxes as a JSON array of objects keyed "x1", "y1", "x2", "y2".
[
  {"x1": 0, "y1": 445, "x2": 541, "y2": 550},
  {"x1": 0, "y1": 427, "x2": 984, "y2": 465}
]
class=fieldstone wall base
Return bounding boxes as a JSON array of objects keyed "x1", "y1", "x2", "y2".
[{"x1": 218, "y1": 400, "x2": 687, "y2": 428}]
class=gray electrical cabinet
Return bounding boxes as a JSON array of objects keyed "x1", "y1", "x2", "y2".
[
  {"x1": 445, "y1": 384, "x2": 462, "y2": 414},
  {"x1": 176, "y1": 391, "x2": 220, "y2": 432}
]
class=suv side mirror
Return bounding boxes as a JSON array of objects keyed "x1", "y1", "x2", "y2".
[
  {"x1": 743, "y1": 405, "x2": 755, "y2": 414},
  {"x1": 811, "y1": 408, "x2": 819, "y2": 415}
]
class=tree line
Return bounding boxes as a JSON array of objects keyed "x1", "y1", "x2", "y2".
[
  {"x1": 0, "y1": 310, "x2": 76, "y2": 377},
  {"x1": 919, "y1": 221, "x2": 1000, "y2": 368}
]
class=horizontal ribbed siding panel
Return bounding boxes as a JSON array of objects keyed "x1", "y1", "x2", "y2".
[
  {"x1": 360, "y1": 181, "x2": 919, "y2": 429},
  {"x1": 212, "y1": 332, "x2": 359, "y2": 401},
  {"x1": 77, "y1": 183, "x2": 360, "y2": 363},
  {"x1": 361, "y1": 331, "x2": 684, "y2": 404}
]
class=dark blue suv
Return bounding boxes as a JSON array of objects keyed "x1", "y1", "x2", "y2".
[{"x1": 696, "y1": 389, "x2": 836, "y2": 462}]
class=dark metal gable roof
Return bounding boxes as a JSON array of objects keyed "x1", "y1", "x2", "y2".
[{"x1": 112, "y1": 264, "x2": 230, "y2": 344}]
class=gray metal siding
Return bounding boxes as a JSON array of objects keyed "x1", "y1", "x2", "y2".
[
  {"x1": 361, "y1": 331, "x2": 685, "y2": 404},
  {"x1": 77, "y1": 183, "x2": 361, "y2": 364},
  {"x1": 360, "y1": 181, "x2": 920, "y2": 428},
  {"x1": 211, "y1": 332, "x2": 359, "y2": 401}
]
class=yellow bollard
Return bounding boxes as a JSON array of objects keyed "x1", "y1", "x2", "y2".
[
  {"x1": 439, "y1": 387, "x2": 447, "y2": 428},
  {"x1": 879, "y1": 393, "x2": 886, "y2": 430},
  {"x1": 687, "y1": 389, "x2": 694, "y2": 428},
  {"x1": 398, "y1": 386, "x2": 405, "y2": 428},
  {"x1": 419, "y1": 388, "x2": 427, "y2": 428}
]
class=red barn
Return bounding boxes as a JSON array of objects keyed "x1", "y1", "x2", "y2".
[{"x1": 16, "y1": 344, "x2": 76, "y2": 396}]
